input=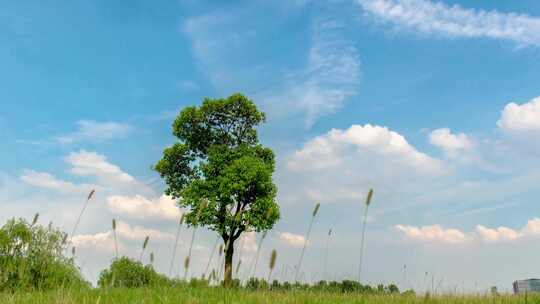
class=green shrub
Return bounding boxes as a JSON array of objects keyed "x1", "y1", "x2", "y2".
[
  {"x1": 0, "y1": 218, "x2": 88, "y2": 291},
  {"x1": 98, "y1": 257, "x2": 169, "y2": 288}
]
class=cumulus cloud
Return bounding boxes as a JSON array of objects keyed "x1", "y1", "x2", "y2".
[
  {"x1": 289, "y1": 124, "x2": 444, "y2": 174},
  {"x1": 238, "y1": 231, "x2": 258, "y2": 253},
  {"x1": 71, "y1": 231, "x2": 117, "y2": 253},
  {"x1": 115, "y1": 221, "x2": 174, "y2": 241},
  {"x1": 65, "y1": 150, "x2": 136, "y2": 185},
  {"x1": 357, "y1": 0, "x2": 540, "y2": 46},
  {"x1": 107, "y1": 194, "x2": 181, "y2": 221},
  {"x1": 498, "y1": 96, "x2": 540, "y2": 132},
  {"x1": 429, "y1": 128, "x2": 473, "y2": 158},
  {"x1": 395, "y1": 224, "x2": 471, "y2": 244},
  {"x1": 396, "y1": 218, "x2": 540, "y2": 244},
  {"x1": 282, "y1": 124, "x2": 446, "y2": 206},
  {"x1": 20, "y1": 170, "x2": 96, "y2": 194},
  {"x1": 279, "y1": 232, "x2": 306, "y2": 247},
  {"x1": 57, "y1": 120, "x2": 131, "y2": 144}
]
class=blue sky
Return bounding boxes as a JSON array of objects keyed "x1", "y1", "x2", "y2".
[{"x1": 3, "y1": 0, "x2": 540, "y2": 292}]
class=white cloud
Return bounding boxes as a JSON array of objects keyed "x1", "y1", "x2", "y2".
[
  {"x1": 115, "y1": 221, "x2": 174, "y2": 241},
  {"x1": 290, "y1": 20, "x2": 361, "y2": 127},
  {"x1": 184, "y1": 10, "x2": 361, "y2": 128},
  {"x1": 57, "y1": 120, "x2": 131, "y2": 144},
  {"x1": 279, "y1": 232, "x2": 306, "y2": 247},
  {"x1": 429, "y1": 128, "x2": 473, "y2": 158},
  {"x1": 20, "y1": 170, "x2": 96, "y2": 194},
  {"x1": 71, "y1": 231, "x2": 117, "y2": 253},
  {"x1": 289, "y1": 124, "x2": 444, "y2": 174},
  {"x1": 238, "y1": 231, "x2": 258, "y2": 253},
  {"x1": 475, "y1": 225, "x2": 520, "y2": 242},
  {"x1": 358, "y1": 0, "x2": 540, "y2": 46},
  {"x1": 396, "y1": 218, "x2": 540, "y2": 244},
  {"x1": 65, "y1": 150, "x2": 135, "y2": 185},
  {"x1": 107, "y1": 194, "x2": 181, "y2": 221},
  {"x1": 498, "y1": 96, "x2": 540, "y2": 132},
  {"x1": 395, "y1": 224, "x2": 471, "y2": 244}
]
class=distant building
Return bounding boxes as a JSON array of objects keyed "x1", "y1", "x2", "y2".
[{"x1": 513, "y1": 279, "x2": 540, "y2": 294}]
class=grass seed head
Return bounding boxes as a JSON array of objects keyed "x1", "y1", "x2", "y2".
[
  {"x1": 312, "y1": 203, "x2": 320, "y2": 217},
  {"x1": 87, "y1": 189, "x2": 96, "y2": 201},
  {"x1": 184, "y1": 256, "x2": 190, "y2": 269},
  {"x1": 31, "y1": 213, "x2": 39, "y2": 226},
  {"x1": 269, "y1": 249, "x2": 277, "y2": 271},
  {"x1": 112, "y1": 219, "x2": 116, "y2": 230},
  {"x1": 150, "y1": 252, "x2": 154, "y2": 264},
  {"x1": 180, "y1": 213, "x2": 185, "y2": 225},
  {"x1": 365, "y1": 189, "x2": 374, "y2": 206},
  {"x1": 143, "y1": 236, "x2": 150, "y2": 250}
]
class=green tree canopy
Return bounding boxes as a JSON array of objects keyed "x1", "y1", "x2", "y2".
[
  {"x1": 154, "y1": 93, "x2": 280, "y2": 285},
  {"x1": 0, "y1": 217, "x2": 88, "y2": 291}
]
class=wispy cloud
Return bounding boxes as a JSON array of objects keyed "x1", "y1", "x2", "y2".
[
  {"x1": 264, "y1": 19, "x2": 361, "y2": 128},
  {"x1": 183, "y1": 7, "x2": 361, "y2": 128},
  {"x1": 57, "y1": 120, "x2": 131, "y2": 144},
  {"x1": 357, "y1": 0, "x2": 540, "y2": 46}
]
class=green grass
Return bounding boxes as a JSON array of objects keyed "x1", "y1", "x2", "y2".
[{"x1": 0, "y1": 287, "x2": 535, "y2": 304}]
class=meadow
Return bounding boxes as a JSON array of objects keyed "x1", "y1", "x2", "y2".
[{"x1": 0, "y1": 287, "x2": 536, "y2": 304}]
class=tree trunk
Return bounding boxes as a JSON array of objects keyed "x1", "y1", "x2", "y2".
[{"x1": 223, "y1": 239, "x2": 235, "y2": 287}]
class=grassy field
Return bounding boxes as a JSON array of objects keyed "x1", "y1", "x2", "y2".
[{"x1": 0, "y1": 287, "x2": 535, "y2": 304}]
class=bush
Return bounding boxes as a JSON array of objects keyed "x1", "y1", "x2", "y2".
[
  {"x1": 98, "y1": 257, "x2": 170, "y2": 288},
  {"x1": 0, "y1": 218, "x2": 88, "y2": 291}
]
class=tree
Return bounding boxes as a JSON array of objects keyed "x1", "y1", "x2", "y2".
[{"x1": 154, "y1": 93, "x2": 280, "y2": 286}]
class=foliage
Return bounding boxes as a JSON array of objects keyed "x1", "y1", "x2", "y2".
[
  {"x1": 98, "y1": 257, "x2": 169, "y2": 288},
  {"x1": 0, "y1": 218, "x2": 88, "y2": 291},
  {"x1": 154, "y1": 93, "x2": 280, "y2": 284}
]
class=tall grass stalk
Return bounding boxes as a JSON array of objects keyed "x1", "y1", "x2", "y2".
[
  {"x1": 31, "y1": 213, "x2": 39, "y2": 226},
  {"x1": 203, "y1": 236, "x2": 220, "y2": 279},
  {"x1": 169, "y1": 214, "x2": 185, "y2": 277},
  {"x1": 267, "y1": 249, "x2": 277, "y2": 283},
  {"x1": 70, "y1": 189, "x2": 96, "y2": 243},
  {"x1": 112, "y1": 219, "x2": 118, "y2": 259},
  {"x1": 249, "y1": 231, "x2": 267, "y2": 280},
  {"x1": 139, "y1": 236, "x2": 150, "y2": 262},
  {"x1": 235, "y1": 234, "x2": 247, "y2": 277},
  {"x1": 217, "y1": 244, "x2": 226, "y2": 281},
  {"x1": 184, "y1": 200, "x2": 207, "y2": 281},
  {"x1": 295, "y1": 203, "x2": 320, "y2": 282},
  {"x1": 358, "y1": 188, "x2": 374, "y2": 282},
  {"x1": 323, "y1": 228, "x2": 332, "y2": 279}
]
